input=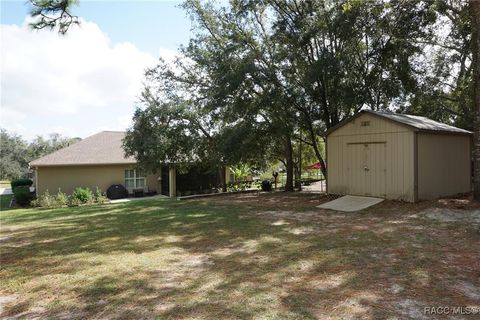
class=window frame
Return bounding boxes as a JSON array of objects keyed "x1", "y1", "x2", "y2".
[{"x1": 125, "y1": 169, "x2": 146, "y2": 193}]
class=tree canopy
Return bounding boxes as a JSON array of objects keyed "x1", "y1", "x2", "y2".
[
  {"x1": 125, "y1": 0, "x2": 471, "y2": 189},
  {"x1": 0, "y1": 129, "x2": 80, "y2": 180},
  {"x1": 29, "y1": 0, "x2": 79, "y2": 34}
]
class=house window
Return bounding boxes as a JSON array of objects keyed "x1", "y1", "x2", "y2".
[{"x1": 125, "y1": 169, "x2": 146, "y2": 193}]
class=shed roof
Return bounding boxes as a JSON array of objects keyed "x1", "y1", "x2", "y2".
[
  {"x1": 30, "y1": 131, "x2": 136, "y2": 167},
  {"x1": 326, "y1": 110, "x2": 472, "y2": 136}
]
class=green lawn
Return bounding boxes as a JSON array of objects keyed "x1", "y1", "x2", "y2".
[
  {"x1": 0, "y1": 193, "x2": 479, "y2": 319},
  {"x1": 0, "y1": 194, "x2": 12, "y2": 211}
]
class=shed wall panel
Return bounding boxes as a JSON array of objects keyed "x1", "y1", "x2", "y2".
[
  {"x1": 327, "y1": 113, "x2": 415, "y2": 201},
  {"x1": 417, "y1": 133, "x2": 471, "y2": 199}
]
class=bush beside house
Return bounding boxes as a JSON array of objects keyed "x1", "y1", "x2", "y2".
[
  {"x1": 13, "y1": 185, "x2": 34, "y2": 207},
  {"x1": 10, "y1": 179, "x2": 34, "y2": 207},
  {"x1": 10, "y1": 179, "x2": 33, "y2": 192},
  {"x1": 32, "y1": 187, "x2": 108, "y2": 209}
]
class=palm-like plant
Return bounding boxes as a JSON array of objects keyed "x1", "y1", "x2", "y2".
[{"x1": 229, "y1": 164, "x2": 251, "y2": 182}]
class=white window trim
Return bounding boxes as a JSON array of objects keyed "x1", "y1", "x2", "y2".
[{"x1": 125, "y1": 169, "x2": 146, "y2": 193}]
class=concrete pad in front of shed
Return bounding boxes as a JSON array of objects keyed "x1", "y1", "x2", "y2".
[{"x1": 317, "y1": 195, "x2": 384, "y2": 212}]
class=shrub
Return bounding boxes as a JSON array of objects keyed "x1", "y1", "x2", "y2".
[
  {"x1": 227, "y1": 181, "x2": 250, "y2": 192},
  {"x1": 55, "y1": 190, "x2": 69, "y2": 207},
  {"x1": 35, "y1": 188, "x2": 105, "y2": 208},
  {"x1": 11, "y1": 179, "x2": 33, "y2": 192},
  {"x1": 13, "y1": 185, "x2": 34, "y2": 207},
  {"x1": 94, "y1": 187, "x2": 108, "y2": 204},
  {"x1": 68, "y1": 197, "x2": 83, "y2": 207},
  {"x1": 30, "y1": 198, "x2": 40, "y2": 207},
  {"x1": 71, "y1": 187, "x2": 93, "y2": 205},
  {"x1": 261, "y1": 180, "x2": 272, "y2": 192},
  {"x1": 36, "y1": 190, "x2": 55, "y2": 208},
  {"x1": 34, "y1": 190, "x2": 69, "y2": 209}
]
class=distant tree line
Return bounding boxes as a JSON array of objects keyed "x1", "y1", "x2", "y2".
[{"x1": 0, "y1": 129, "x2": 80, "y2": 180}]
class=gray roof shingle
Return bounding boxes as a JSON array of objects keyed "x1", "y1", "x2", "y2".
[
  {"x1": 30, "y1": 131, "x2": 136, "y2": 167},
  {"x1": 364, "y1": 110, "x2": 472, "y2": 134},
  {"x1": 326, "y1": 110, "x2": 472, "y2": 136}
]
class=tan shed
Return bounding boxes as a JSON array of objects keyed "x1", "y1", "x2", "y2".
[{"x1": 326, "y1": 110, "x2": 472, "y2": 202}]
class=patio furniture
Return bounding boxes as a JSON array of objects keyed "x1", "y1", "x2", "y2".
[{"x1": 133, "y1": 188, "x2": 144, "y2": 198}]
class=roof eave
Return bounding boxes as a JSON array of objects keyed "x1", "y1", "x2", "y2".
[
  {"x1": 416, "y1": 129, "x2": 473, "y2": 136},
  {"x1": 324, "y1": 111, "x2": 367, "y2": 137},
  {"x1": 324, "y1": 110, "x2": 472, "y2": 137},
  {"x1": 29, "y1": 161, "x2": 137, "y2": 168}
]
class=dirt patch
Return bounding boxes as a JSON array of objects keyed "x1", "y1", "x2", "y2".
[
  {"x1": 197, "y1": 192, "x2": 480, "y2": 218},
  {"x1": 436, "y1": 195, "x2": 480, "y2": 210},
  {"x1": 419, "y1": 208, "x2": 480, "y2": 224},
  {"x1": 388, "y1": 284, "x2": 404, "y2": 295},
  {"x1": 0, "y1": 294, "x2": 17, "y2": 315},
  {"x1": 394, "y1": 299, "x2": 429, "y2": 320},
  {"x1": 190, "y1": 192, "x2": 338, "y2": 211},
  {"x1": 454, "y1": 281, "x2": 480, "y2": 301},
  {"x1": 180, "y1": 256, "x2": 215, "y2": 268},
  {"x1": 256, "y1": 210, "x2": 348, "y2": 224}
]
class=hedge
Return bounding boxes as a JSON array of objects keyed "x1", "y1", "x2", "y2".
[
  {"x1": 13, "y1": 185, "x2": 34, "y2": 207},
  {"x1": 10, "y1": 179, "x2": 33, "y2": 192}
]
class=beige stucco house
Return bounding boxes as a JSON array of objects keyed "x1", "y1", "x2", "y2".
[
  {"x1": 326, "y1": 110, "x2": 472, "y2": 202},
  {"x1": 30, "y1": 131, "x2": 228, "y2": 198}
]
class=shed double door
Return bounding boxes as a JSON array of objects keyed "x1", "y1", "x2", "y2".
[{"x1": 346, "y1": 142, "x2": 386, "y2": 197}]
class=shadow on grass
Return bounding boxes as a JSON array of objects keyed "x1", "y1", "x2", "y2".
[{"x1": 1, "y1": 195, "x2": 479, "y2": 319}]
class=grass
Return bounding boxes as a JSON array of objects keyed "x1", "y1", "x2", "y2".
[
  {"x1": 0, "y1": 194, "x2": 13, "y2": 211},
  {"x1": 0, "y1": 193, "x2": 479, "y2": 319}
]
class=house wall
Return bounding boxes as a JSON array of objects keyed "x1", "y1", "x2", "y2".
[
  {"x1": 417, "y1": 133, "x2": 471, "y2": 199},
  {"x1": 327, "y1": 113, "x2": 415, "y2": 202},
  {"x1": 146, "y1": 168, "x2": 162, "y2": 195},
  {"x1": 35, "y1": 164, "x2": 160, "y2": 195}
]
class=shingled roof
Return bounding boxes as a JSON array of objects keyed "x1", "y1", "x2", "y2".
[
  {"x1": 30, "y1": 131, "x2": 136, "y2": 167},
  {"x1": 326, "y1": 110, "x2": 472, "y2": 136},
  {"x1": 364, "y1": 110, "x2": 472, "y2": 134}
]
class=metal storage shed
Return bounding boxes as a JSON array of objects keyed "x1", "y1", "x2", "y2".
[{"x1": 325, "y1": 110, "x2": 472, "y2": 202}]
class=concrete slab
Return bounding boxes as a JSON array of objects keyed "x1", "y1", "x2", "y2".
[
  {"x1": 317, "y1": 195, "x2": 384, "y2": 212},
  {"x1": 109, "y1": 194, "x2": 168, "y2": 204}
]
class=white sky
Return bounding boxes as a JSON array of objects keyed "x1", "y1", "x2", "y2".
[{"x1": 1, "y1": 18, "x2": 177, "y2": 140}]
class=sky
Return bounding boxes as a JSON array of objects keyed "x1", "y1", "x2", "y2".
[{"x1": 0, "y1": 0, "x2": 192, "y2": 140}]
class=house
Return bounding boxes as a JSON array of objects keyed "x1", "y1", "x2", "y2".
[
  {"x1": 29, "y1": 131, "x2": 228, "y2": 198},
  {"x1": 326, "y1": 110, "x2": 472, "y2": 202}
]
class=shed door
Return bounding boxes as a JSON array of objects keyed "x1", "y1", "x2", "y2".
[{"x1": 347, "y1": 142, "x2": 386, "y2": 197}]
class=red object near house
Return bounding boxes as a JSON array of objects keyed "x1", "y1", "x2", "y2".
[{"x1": 304, "y1": 162, "x2": 325, "y2": 170}]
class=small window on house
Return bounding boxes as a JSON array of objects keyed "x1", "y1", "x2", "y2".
[
  {"x1": 361, "y1": 121, "x2": 370, "y2": 127},
  {"x1": 125, "y1": 169, "x2": 146, "y2": 193}
]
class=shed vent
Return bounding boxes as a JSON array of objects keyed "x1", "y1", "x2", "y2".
[{"x1": 361, "y1": 121, "x2": 371, "y2": 127}]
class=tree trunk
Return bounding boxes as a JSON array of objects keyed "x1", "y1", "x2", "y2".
[
  {"x1": 471, "y1": 0, "x2": 480, "y2": 200},
  {"x1": 218, "y1": 166, "x2": 227, "y2": 192},
  {"x1": 294, "y1": 162, "x2": 301, "y2": 190},
  {"x1": 298, "y1": 137, "x2": 302, "y2": 191},
  {"x1": 306, "y1": 123, "x2": 328, "y2": 179},
  {"x1": 284, "y1": 138, "x2": 294, "y2": 192}
]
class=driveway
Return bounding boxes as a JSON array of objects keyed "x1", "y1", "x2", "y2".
[{"x1": 0, "y1": 187, "x2": 35, "y2": 195}]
